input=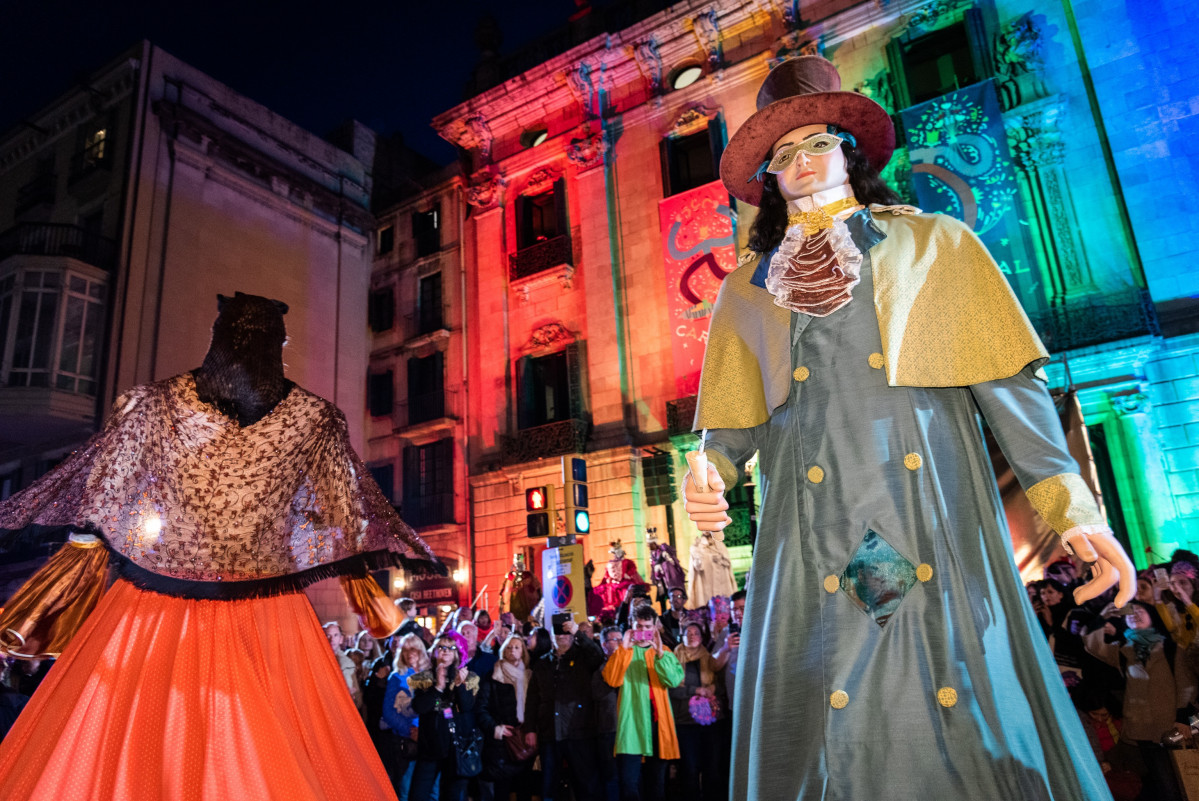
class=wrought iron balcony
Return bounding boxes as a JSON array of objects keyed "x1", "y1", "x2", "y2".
[
  {"x1": 500, "y1": 417, "x2": 589, "y2": 465},
  {"x1": 508, "y1": 234, "x2": 572, "y2": 281},
  {"x1": 0, "y1": 224, "x2": 118, "y2": 272},
  {"x1": 1029, "y1": 289, "x2": 1160, "y2": 353},
  {"x1": 666, "y1": 395, "x2": 699, "y2": 437}
]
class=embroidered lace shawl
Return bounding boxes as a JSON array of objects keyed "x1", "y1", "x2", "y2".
[{"x1": 0, "y1": 373, "x2": 440, "y2": 597}]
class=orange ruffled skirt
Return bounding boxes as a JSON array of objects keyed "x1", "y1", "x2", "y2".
[{"x1": 0, "y1": 579, "x2": 397, "y2": 801}]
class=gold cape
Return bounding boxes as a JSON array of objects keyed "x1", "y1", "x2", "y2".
[{"x1": 694, "y1": 210, "x2": 1049, "y2": 431}]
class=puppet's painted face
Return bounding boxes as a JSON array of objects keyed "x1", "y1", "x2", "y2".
[{"x1": 769, "y1": 124, "x2": 849, "y2": 201}]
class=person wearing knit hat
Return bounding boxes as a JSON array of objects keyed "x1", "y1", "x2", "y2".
[{"x1": 682, "y1": 55, "x2": 1134, "y2": 800}]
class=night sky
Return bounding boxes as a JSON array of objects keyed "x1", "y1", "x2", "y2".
[{"x1": 0, "y1": 0, "x2": 580, "y2": 166}]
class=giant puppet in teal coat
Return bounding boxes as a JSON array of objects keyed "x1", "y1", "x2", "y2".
[{"x1": 682, "y1": 56, "x2": 1136, "y2": 801}]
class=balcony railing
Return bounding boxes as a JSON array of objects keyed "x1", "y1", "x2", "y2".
[
  {"x1": 0, "y1": 224, "x2": 118, "y2": 272},
  {"x1": 508, "y1": 234, "x2": 572, "y2": 281},
  {"x1": 14, "y1": 173, "x2": 57, "y2": 215},
  {"x1": 1029, "y1": 289, "x2": 1160, "y2": 353},
  {"x1": 500, "y1": 417, "x2": 590, "y2": 465}
]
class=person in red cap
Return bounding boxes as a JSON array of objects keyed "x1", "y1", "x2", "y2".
[{"x1": 682, "y1": 56, "x2": 1135, "y2": 800}]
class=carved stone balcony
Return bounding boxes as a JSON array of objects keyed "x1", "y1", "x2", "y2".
[{"x1": 500, "y1": 418, "x2": 589, "y2": 466}]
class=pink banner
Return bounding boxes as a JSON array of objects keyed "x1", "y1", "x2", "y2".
[{"x1": 658, "y1": 180, "x2": 738, "y2": 398}]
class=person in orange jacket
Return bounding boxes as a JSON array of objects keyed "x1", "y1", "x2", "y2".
[{"x1": 602, "y1": 604, "x2": 683, "y2": 800}]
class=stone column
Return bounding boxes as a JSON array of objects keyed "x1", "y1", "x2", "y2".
[
  {"x1": 1105, "y1": 392, "x2": 1179, "y2": 564},
  {"x1": 1006, "y1": 95, "x2": 1095, "y2": 306}
]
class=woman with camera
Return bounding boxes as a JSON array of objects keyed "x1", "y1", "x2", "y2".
[
  {"x1": 382, "y1": 633, "x2": 431, "y2": 800},
  {"x1": 409, "y1": 632, "x2": 482, "y2": 801}
]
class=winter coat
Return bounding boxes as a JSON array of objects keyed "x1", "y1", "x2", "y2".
[
  {"x1": 409, "y1": 669, "x2": 481, "y2": 761},
  {"x1": 528, "y1": 635, "x2": 605, "y2": 741},
  {"x1": 603, "y1": 644, "x2": 683, "y2": 759},
  {"x1": 477, "y1": 671, "x2": 534, "y2": 780}
]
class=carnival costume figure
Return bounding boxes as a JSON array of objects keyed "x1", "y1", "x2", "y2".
[
  {"x1": 681, "y1": 56, "x2": 1136, "y2": 801},
  {"x1": 0, "y1": 293, "x2": 440, "y2": 801},
  {"x1": 686, "y1": 530, "x2": 737, "y2": 610},
  {"x1": 594, "y1": 539, "x2": 646, "y2": 614},
  {"x1": 647, "y1": 532, "x2": 686, "y2": 611}
]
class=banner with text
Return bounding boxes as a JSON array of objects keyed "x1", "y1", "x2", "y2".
[
  {"x1": 658, "y1": 180, "x2": 739, "y2": 398},
  {"x1": 901, "y1": 79, "x2": 1041, "y2": 312}
]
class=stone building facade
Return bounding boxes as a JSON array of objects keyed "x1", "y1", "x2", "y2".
[
  {"x1": 420, "y1": 0, "x2": 1197, "y2": 612},
  {"x1": 365, "y1": 165, "x2": 475, "y2": 620}
]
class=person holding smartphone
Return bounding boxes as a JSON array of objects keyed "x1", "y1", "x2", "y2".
[
  {"x1": 409, "y1": 633, "x2": 481, "y2": 801},
  {"x1": 602, "y1": 605, "x2": 683, "y2": 800}
]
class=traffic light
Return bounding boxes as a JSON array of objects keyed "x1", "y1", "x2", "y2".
[
  {"x1": 563, "y1": 455, "x2": 589, "y2": 537},
  {"x1": 526, "y1": 485, "x2": 557, "y2": 539}
]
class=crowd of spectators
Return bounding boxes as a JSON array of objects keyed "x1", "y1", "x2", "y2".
[
  {"x1": 326, "y1": 585, "x2": 745, "y2": 801},
  {"x1": 1028, "y1": 549, "x2": 1199, "y2": 801}
]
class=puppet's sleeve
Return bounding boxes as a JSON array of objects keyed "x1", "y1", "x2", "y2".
[
  {"x1": 702, "y1": 427, "x2": 759, "y2": 491},
  {"x1": 970, "y1": 365, "x2": 1106, "y2": 535}
]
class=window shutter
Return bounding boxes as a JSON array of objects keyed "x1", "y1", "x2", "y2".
[
  {"x1": 553, "y1": 177, "x2": 569, "y2": 236},
  {"x1": 565, "y1": 341, "x2": 586, "y2": 420},
  {"x1": 517, "y1": 356, "x2": 534, "y2": 430}
]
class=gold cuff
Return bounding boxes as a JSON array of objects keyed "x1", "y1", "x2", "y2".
[{"x1": 1026, "y1": 473, "x2": 1106, "y2": 535}]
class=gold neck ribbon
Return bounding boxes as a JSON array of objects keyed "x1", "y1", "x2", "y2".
[{"x1": 786, "y1": 195, "x2": 861, "y2": 237}]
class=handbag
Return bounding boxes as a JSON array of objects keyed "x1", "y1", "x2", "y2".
[
  {"x1": 445, "y1": 714, "x2": 483, "y2": 778},
  {"x1": 503, "y1": 723, "x2": 537, "y2": 763}
]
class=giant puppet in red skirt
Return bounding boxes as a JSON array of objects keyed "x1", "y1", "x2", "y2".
[{"x1": 0, "y1": 294, "x2": 441, "y2": 800}]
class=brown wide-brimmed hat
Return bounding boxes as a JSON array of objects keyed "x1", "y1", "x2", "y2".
[{"x1": 720, "y1": 56, "x2": 895, "y2": 206}]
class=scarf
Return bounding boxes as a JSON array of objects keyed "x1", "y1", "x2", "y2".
[
  {"x1": 673, "y1": 643, "x2": 716, "y2": 688},
  {"x1": 492, "y1": 659, "x2": 530, "y2": 723},
  {"x1": 1125, "y1": 627, "x2": 1165, "y2": 665}
]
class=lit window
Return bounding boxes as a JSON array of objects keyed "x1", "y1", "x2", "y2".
[
  {"x1": 521, "y1": 127, "x2": 549, "y2": 148},
  {"x1": 671, "y1": 66, "x2": 703, "y2": 90},
  {"x1": 83, "y1": 128, "x2": 107, "y2": 166}
]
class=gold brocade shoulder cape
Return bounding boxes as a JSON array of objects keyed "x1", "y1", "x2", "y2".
[{"x1": 694, "y1": 210, "x2": 1050, "y2": 431}]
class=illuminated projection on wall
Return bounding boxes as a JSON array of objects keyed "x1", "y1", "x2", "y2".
[
  {"x1": 901, "y1": 79, "x2": 1041, "y2": 311},
  {"x1": 658, "y1": 180, "x2": 738, "y2": 397}
]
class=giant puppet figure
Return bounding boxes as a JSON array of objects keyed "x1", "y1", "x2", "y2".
[
  {"x1": 0, "y1": 293, "x2": 439, "y2": 800},
  {"x1": 681, "y1": 57, "x2": 1135, "y2": 800}
]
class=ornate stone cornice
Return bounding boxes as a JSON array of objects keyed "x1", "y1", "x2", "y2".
[
  {"x1": 439, "y1": 114, "x2": 493, "y2": 161},
  {"x1": 1004, "y1": 94, "x2": 1068, "y2": 171},
  {"x1": 769, "y1": 30, "x2": 821, "y2": 69},
  {"x1": 691, "y1": 9, "x2": 725, "y2": 72},
  {"x1": 522, "y1": 321, "x2": 577, "y2": 354},
  {"x1": 670, "y1": 104, "x2": 719, "y2": 137},
  {"x1": 522, "y1": 165, "x2": 562, "y2": 196},
  {"x1": 631, "y1": 38, "x2": 664, "y2": 97},
  {"x1": 566, "y1": 128, "x2": 608, "y2": 173},
  {"x1": 465, "y1": 167, "x2": 505, "y2": 210},
  {"x1": 994, "y1": 11, "x2": 1051, "y2": 109}
]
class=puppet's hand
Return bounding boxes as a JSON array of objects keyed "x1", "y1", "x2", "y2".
[
  {"x1": 683, "y1": 465, "x2": 730, "y2": 533},
  {"x1": 1064, "y1": 525, "x2": 1135, "y2": 607}
]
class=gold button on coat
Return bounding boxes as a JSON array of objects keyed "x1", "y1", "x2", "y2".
[
  {"x1": 793, "y1": 366, "x2": 810, "y2": 382},
  {"x1": 830, "y1": 690, "x2": 849, "y2": 709},
  {"x1": 824, "y1": 575, "x2": 840, "y2": 593},
  {"x1": 937, "y1": 687, "x2": 958, "y2": 708},
  {"x1": 904, "y1": 453, "x2": 923, "y2": 470},
  {"x1": 868, "y1": 352, "x2": 884, "y2": 369},
  {"x1": 807, "y1": 466, "x2": 825, "y2": 484},
  {"x1": 916, "y1": 564, "x2": 934, "y2": 582}
]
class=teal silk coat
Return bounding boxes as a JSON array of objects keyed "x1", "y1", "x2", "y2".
[{"x1": 705, "y1": 213, "x2": 1111, "y2": 800}]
